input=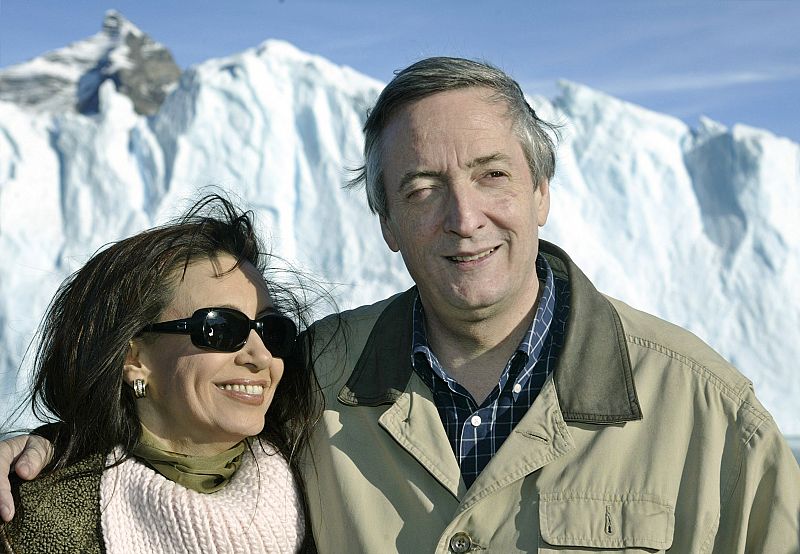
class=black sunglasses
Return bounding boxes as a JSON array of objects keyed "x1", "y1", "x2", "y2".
[{"x1": 139, "y1": 307, "x2": 297, "y2": 358}]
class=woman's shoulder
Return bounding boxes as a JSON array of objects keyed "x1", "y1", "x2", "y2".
[{"x1": 0, "y1": 452, "x2": 105, "y2": 553}]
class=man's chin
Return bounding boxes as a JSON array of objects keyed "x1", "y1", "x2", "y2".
[{"x1": 430, "y1": 288, "x2": 508, "y2": 319}]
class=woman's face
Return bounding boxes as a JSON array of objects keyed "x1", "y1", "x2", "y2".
[{"x1": 128, "y1": 254, "x2": 285, "y2": 455}]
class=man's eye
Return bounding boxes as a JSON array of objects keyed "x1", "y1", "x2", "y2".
[
  {"x1": 406, "y1": 187, "x2": 433, "y2": 200},
  {"x1": 486, "y1": 170, "x2": 507, "y2": 179}
]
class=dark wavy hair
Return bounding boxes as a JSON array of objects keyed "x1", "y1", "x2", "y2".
[{"x1": 24, "y1": 194, "x2": 323, "y2": 550}]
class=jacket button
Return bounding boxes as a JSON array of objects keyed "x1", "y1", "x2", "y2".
[{"x1": 449, "y1": 531, "x2": 473, "y2": 553}]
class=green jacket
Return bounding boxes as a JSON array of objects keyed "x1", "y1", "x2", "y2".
[
  {"x1": 1, "y1": 453, "x2": 105, "y2": 554},
  {"x1": 304, "y1": 241, "x2": 800, "y2": 553}
]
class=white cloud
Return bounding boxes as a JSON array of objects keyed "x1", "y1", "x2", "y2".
[{"x1": 597, "y1": 66, "x2": 800, "y2": 97}]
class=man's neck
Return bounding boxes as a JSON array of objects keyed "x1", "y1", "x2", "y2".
[{"x1": 422, "y1": 282, "x2": 542, "y2": 404}]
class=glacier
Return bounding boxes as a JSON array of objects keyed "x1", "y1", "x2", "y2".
[{"x1": 0, "y1": 14, "x2": 798, "y2": 439}]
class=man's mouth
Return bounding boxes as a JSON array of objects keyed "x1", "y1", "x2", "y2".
[{"x1": 447, "y1": 248, "x2": 496, "y2": 263}]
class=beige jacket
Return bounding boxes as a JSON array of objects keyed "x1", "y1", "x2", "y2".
[{"x1": 304, "y1": 242, "x2": 800, "y2": 553}]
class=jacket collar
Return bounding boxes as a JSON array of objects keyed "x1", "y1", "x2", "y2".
[{"x1": 338, "y1": 240, "x2": 642, "y2": 424}]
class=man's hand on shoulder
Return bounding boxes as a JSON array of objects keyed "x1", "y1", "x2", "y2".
[{"x1": 0, "y1": 434, "x2": 53, "y2": 522}]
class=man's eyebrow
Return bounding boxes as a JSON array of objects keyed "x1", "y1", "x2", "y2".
[{"x1": 466, "y1": 152, "x2": 511, "y2": 168}]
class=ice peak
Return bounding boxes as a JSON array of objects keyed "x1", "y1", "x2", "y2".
[
  {"x1": 697, "y1": 115, "x2": 728, "y2": 136},
  {"x1": 255, "y1": 38, "x2": 306, "y2": 58},
  {"x1": 102, "y1": 10, "x2": 143, "y2": 40}
]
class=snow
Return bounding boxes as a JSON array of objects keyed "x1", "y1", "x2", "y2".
[{"x1": 1, "y1": 19, "x2": 798, "y2": 436}]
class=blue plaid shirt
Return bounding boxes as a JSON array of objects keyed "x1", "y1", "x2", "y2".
[{"x1": 412, "y1": 254, "x2": 570, "y2": 488}]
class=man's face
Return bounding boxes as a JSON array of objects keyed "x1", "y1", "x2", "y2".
[{"x1": 380, "y1": 87, "x2": 550, "y2": 325}]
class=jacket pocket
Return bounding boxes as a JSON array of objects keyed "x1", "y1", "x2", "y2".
[{"x1": 539, "y1": 492, "x2": 674, "y2": 552}]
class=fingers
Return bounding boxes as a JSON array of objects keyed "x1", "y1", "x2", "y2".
[
  {"x1": 14, "y1": 435, "x2": 53, "y2": 480},
  {"x1": 0, "y1": 435, "x2": 27, "y2": 522},
  {"x1": 0, "y1": 434, "x2": 54, "y2": 522}
]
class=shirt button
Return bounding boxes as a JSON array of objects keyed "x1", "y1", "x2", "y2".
[
  {"x1": 513, "y1": 383, "x2": 522, "y2": 394},
  {"x1": 470, "y1": 415, "x2": 482, "y2": 427},
  {"x1": 449, "y1": 531, "x2": 473, "y2": 553}
]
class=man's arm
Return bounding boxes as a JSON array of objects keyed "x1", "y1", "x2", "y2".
[
  {"x1": 711, "y1": 417, "x2": 800, "y2": 552},
  {"x1": 0, "y1": 434, "x2": 53, "y2": 522}
]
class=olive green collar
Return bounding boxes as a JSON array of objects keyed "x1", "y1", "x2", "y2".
[
  {"x1": 338, "y1": 240, "x2": 642, "y2": 424},
  {"x1": 132, "y1": 426, "x2": 246, "y2": 493}
]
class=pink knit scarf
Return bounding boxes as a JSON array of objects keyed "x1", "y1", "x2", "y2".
[{"x1": 100, "y1": 442, "x2": 304, "y2": 553}]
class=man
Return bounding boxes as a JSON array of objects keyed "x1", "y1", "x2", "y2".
[{"x1": 2, "y1": 58, "x2": 799, "y2": 552}]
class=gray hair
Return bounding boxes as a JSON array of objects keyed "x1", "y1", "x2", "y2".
[{"x1": 347, "y1": 57, "x2": 558, "y2": 218}]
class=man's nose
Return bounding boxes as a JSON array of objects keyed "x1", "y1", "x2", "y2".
[{"x1": 443, "y1": 181, "x2": 487, "y2": 237}]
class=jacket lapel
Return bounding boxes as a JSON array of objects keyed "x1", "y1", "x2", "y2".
[
  {"x1": 378, "y1": 374, "x2": 466, "y2": 499},
  {"x1": 459, "y1": 378, "x2": 574, "y2": 509}
]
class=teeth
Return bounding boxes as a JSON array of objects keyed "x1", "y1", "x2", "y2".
[
  {"x1": 217, "y1": 384, "x2": 264, "y2": 395},
  {"x1": 449, "y1": 248, "x2": 495, "y2": 262}
]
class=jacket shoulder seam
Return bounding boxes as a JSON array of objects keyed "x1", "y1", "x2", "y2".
[
  {"x1": 625, "y1": 334, "x2": 763, "y2": 417},
  {"x1": 626, "y1": 334, "x2": 771, "y2": 451}
]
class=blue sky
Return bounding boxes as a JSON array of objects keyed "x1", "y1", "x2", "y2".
[{"x1": 1, "y1": 0, "x2": 798, "y2": 142}]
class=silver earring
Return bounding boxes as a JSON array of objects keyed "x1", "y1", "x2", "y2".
[{"x1": 133, "y1": 379, "x2": 147, "y2": 398}]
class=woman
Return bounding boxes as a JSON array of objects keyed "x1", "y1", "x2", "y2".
[{"x1": 0, "y1": 195, "x2": 320, "y2": 553}]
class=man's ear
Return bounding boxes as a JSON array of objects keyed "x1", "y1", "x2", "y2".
[
  {"x1": 123, "y1": 340, "x2": 150, "y2": 387},
  {"x1": 536, "y1": 179, "x2": 551, "y2": 227},
  {"x1": 380, "y1": 215, "x2": 401, "y2": 252}
]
